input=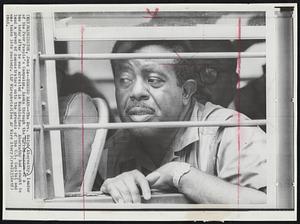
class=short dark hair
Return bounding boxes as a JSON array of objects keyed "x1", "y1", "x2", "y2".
[{"x1": 111, "y1": 40, "x2": 237, "y2": 103}]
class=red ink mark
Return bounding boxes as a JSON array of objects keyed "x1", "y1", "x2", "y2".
[
  {"x1": 80, "y1": 25, "x2": 86, "y2": 220},
  {"x1": 175, "y1": 52, "x2": 183, "y2": 61},
  {"x1": 144, "y1": 8, "x2": 159, "y2": 18},
  {"x1": 236, "y1": 17, "x2": 242, "y2": 205}
]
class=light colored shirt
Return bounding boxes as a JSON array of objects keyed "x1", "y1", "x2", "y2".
[{"x1": 98, "y1": 101, "x2": 266, "y2": 191}]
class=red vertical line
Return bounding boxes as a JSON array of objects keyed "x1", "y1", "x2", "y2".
[
  {"x1": 80, "y1": 25, "x2": 86, "y2": 220},
  {"x1": 236, "y1": 17, "x2": 242, "y2": 205}
]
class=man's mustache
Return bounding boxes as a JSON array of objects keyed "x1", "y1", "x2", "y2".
[{"x1": 125, "y1": 101, "x2": 155, "y2": 115}]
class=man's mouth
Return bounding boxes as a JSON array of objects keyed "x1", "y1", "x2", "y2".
[{"x1": 126, "y1": 107, "x2": 155, "y2": 122}]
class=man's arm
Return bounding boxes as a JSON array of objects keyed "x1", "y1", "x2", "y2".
[
  {"x1": 147, "y1": 123, "x2": 267, "y2": 204},
  {"x1": 181, "y1": 166, "x2": 266, "y2": 203},
  {"x1": 146, "y1": 161, "x2": 266, "y2": 204}
]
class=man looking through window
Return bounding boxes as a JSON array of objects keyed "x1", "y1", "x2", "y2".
[{"x1": 98, "y1": 40, "x2": 266, "y2": 204}]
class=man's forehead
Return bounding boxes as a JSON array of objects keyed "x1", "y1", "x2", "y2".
[
  {"x1": 112, "y1": 40, "x2": 191, "y2": 54},
  {"x1": 114, "y1": 58, "x2": 177, "y2": 69},
  {"x1": 134, "y1": 44, "x2": 172, "y2": 53}
]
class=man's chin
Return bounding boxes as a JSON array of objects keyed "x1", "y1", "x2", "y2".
[{"x1": 128, "y1": 127, "x2": 159, "y2": 138}]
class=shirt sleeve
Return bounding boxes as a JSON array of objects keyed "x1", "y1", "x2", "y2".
[{"x1": 216, "y1": 115, "x2": 267, "y2": 190}]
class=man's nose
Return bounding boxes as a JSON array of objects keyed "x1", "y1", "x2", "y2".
[{"x1": 130, "y1": 79, "x2": 150, "y2": 101}]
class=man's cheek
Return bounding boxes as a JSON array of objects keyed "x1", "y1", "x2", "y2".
[
  {"x1": 116, "y1": 90, "x2": 127, "y2": 105},
  {"x1": 115, "y1": 97, "x2": 126, "y2": 118}
]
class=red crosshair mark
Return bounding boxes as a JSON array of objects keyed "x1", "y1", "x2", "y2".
[
  {"x1": 144, "y1": 8, "x2": 159, "y2": 18},
  {"x1": 236, "y1": 17, "x2": 242, "y2": 205},
  {"x1": 160, "y1": 51, "x2": 185, "y2": 68},
  {"x1": 80, "y1": 25, "x2": 86, "y2": 220}
]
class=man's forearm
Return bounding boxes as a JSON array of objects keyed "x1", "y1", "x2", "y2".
[{"x1": 179, "y1": 167, "x2": 266, "y2": 204}]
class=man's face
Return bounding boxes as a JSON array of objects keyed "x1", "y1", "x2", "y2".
[{"x1": 113, "y1": 45, "x2": 185, "y2": 136}]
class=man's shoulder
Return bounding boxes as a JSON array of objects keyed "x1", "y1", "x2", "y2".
[{"x1": 200, "y1": 101, "x2": 246, "y2": 122}]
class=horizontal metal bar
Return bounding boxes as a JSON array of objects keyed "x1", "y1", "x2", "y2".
[
  {"x1": 33, "y1": 119, "x2": 266, "y2": 131},
  {"x1": 54, "y1": 26, "x2": 266, "y2": 41},
  {"x1": 47, "y1": 192, "x2": 190, "y2": 204},
  {"x1": 39, "y1": 52, "x2": 265, "y2": 60}
]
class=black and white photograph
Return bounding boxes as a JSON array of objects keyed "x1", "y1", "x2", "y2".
[{"x1": 2, "y1": 3, "x2": 296, "y2": 221}]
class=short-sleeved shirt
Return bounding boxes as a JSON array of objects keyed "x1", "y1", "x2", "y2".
[{"x1": 98, "y1": 101, "x2": 267, "y2": 191}]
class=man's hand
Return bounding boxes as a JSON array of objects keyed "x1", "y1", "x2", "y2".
[
  {"x1": 100, "y1": 169, "x2": 160, "y2": 203},
  {"x1": 146, "y1": 161, "x2": 187, "y2": 191}
]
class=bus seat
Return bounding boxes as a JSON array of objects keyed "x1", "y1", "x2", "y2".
[{"x1": 59, "y1": 92, "x2": 108, "y2": 193}]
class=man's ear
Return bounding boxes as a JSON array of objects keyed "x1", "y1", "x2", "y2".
[{"x1": 182, "y1": 79, "x2": 197, "y2": 105}]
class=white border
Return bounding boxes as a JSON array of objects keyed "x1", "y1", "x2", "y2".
[{"x1": 2, "y1": 3, "x2": 297, "y2": 221}]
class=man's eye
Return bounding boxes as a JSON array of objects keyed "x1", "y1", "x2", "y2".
[
  {"x1": 148, "y1": 76, "x2": 164, "y2": 88},
  {"x1": 119, "y1": 77, "x2": 133, "y2": 87}
]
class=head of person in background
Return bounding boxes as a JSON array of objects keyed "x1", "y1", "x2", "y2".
[{"x1": 189, "y1": 40, "x2": 238, "y2": 107}]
